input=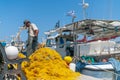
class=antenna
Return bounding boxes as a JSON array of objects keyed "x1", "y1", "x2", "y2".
[
  {"x1": 55, "y1": 20, "x2": 60, "y2": 29},
  {"x1": 81, "y1": 0, "x2": 89, "y2": 19}
]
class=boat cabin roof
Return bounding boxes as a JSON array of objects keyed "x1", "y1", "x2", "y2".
[{"x1": 45, "y1": 19, "x2": 120, "y2": 39}]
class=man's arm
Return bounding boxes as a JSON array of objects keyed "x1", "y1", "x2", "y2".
[
  {"x1": 20, "y1": 26, "x2": 27, "y2": 30},
  {"x1": 34, "y1": 30, "x2": 39, "y2": 36}
]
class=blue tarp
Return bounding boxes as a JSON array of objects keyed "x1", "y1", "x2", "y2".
[
  {"x1": 1, "y1": 42, "x2": 6, "y2": 47},
  {"x1": 75, "y1": 61, "x2": 109, "y2": 72},
  {"x1": 76, "y1": 61, "x2": 86, "y2": 72},
  {"x1": 108, "y1": 58, "x2": 120, "y2": 80},
  {"x1": 108, "y1": 58, "x2": 120, "y2": 72}
]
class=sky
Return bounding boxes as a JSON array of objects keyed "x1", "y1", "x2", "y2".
[{"x1": 0, "y1": 0, "x2": 120, "y2": 43}]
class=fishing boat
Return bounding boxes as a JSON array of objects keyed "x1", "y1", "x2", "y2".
[
  {"x1": 44, "y1": 19, "x2": 120, "y2": 80},
  {"x1": 44, "y1": 0, "x2": 120, "y2": 79}
]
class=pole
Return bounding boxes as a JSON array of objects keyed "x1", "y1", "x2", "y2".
[
  {"x1": 73, "y1": 21, "x2": 77, "y2": 59},
  {"x1": 82, "y1": 0, "x2": 89, "y2": 19},
  {"x1": 71, "y1": 14, "x2": 76, "y2": 23}
]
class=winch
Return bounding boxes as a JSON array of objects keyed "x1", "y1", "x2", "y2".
[{"x1": 0, "y1": 43, "x2": 28, "y2": 80}]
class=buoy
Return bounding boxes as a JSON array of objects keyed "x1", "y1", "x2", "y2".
[
  {"x1": 5, "y1": 46, "x2": 19, "y2": 60},
  {"x1": 64, "y1": 56, "x2": 72, "y2": 64}
]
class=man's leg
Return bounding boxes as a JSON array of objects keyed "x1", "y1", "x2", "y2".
[
  {"x1": 32, "y1": 36, "x2": 38, "y2": 52},
  {"x1": 26, "y1": 36, "x2": 34, "y2": 57}
]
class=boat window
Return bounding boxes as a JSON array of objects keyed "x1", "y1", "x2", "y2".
[
  {"x1": 59, "y1": 37, "x2": 64, "y2": 48},
  {"x1": 46, "y1": 39, "x2": 52, "y2": 47},
  {"x1": 55, "y1": 38, "x2": 58, "y2": 43},
  {"x1": 115, "y1": 26, "x2": 119, "y2": 32}
]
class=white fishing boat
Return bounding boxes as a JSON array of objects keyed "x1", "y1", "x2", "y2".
[
  {"x1": 44, "y1": 19, "x2": 120, "y2": 80},
  {"x1": 44, "y1": 0, "x2": 120, "y2": 79},
  {"x1": 45, "y1": 19, "x2": 120, "y2": 56}
]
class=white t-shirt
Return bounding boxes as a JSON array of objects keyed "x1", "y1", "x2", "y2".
[
  {"x1": 22, "y1": 23, "x2": 38, "y2": 37},
  {"x1": 28, "y1": 23, "x2": 38, "y2": 37}
]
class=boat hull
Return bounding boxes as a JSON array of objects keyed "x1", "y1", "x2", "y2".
[{"x1": 81, "y1": 63, "x2": 116, "y2": 80}]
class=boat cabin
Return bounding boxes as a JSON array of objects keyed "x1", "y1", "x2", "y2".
[{"x1": 45, "y1": 19, "x2": 120, "y2": 59}]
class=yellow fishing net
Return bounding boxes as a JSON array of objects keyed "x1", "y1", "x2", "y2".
[{"x1": 21, "y1": 47, "x2": 80, "y2": 80}]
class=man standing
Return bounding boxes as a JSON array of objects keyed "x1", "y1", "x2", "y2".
[{"x1": 23, "y1": 20, "x2": 39, "y2": 57}]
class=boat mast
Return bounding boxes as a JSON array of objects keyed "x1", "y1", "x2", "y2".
[{"x1": 73, "y1": 0, "x2": 89, "y2": 57}]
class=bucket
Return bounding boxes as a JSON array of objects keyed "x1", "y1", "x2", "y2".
[{"x1": 69, "y1": 63, "x2": 76, "y2": 72}]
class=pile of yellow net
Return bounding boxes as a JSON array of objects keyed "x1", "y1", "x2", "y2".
[{"x1": 21, "y1": 47, "x2": 80, "y2": 80}]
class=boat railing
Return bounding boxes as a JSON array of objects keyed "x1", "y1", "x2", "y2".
[{"x1": 101, "y1": 44, "x2": 120, "y2": 53}]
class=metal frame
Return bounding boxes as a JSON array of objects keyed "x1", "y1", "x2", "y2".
[{"x1": 0, "y1": 43, "x2": 28, "y2": 80}]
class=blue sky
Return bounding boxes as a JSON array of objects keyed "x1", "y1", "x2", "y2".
[{"x1": 0, "y1": 0, "x2": 120, "y2": 42}]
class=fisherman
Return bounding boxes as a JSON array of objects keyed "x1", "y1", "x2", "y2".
[{"x1": 23, "y1": 20, "x2": 39, "y2": 57}]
